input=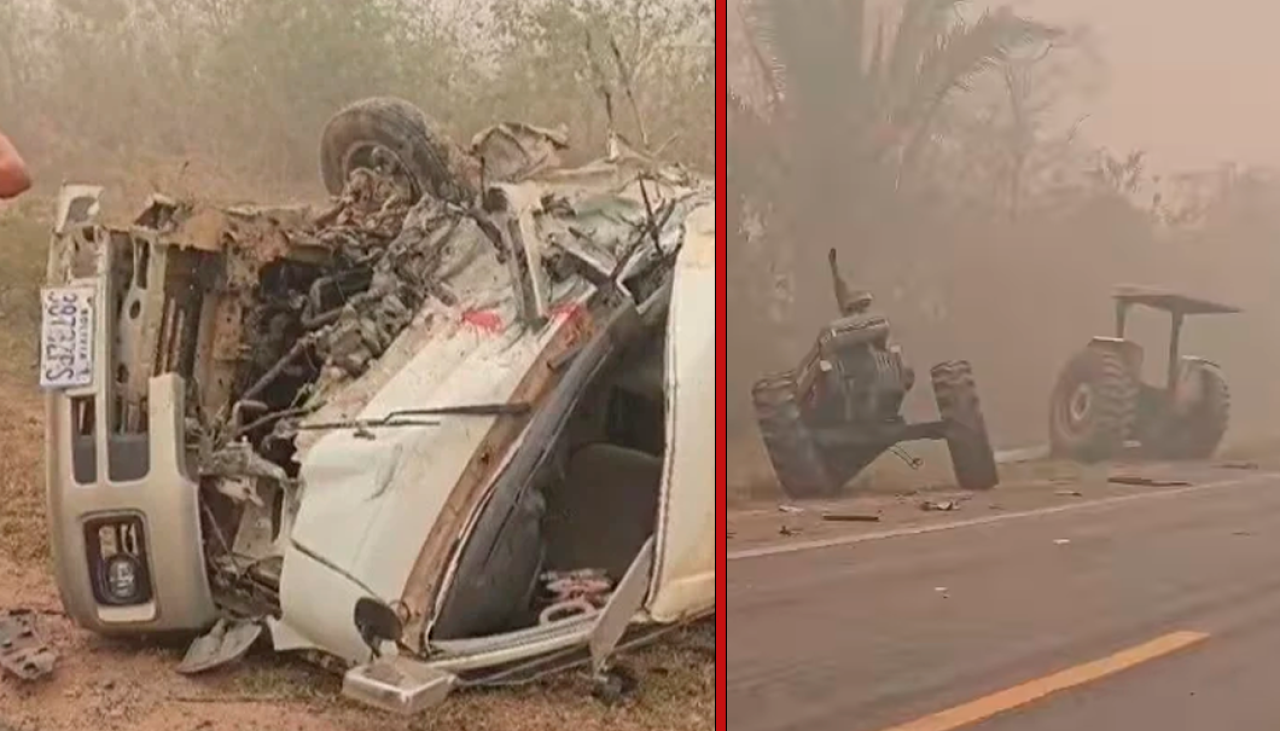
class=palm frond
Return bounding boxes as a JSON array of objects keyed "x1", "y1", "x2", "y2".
[
  {"x1": 887, "y1": 0, "x2": 964, "y2": 94},
  {"x1": 728, "y1": 0, "x2": 787, "y2": 120},
  {"x1": 867, "y1": 11, "x2": 887, "y2": 84},
  {"x1": 900, "y1": 8, "x2": 1059, "y2": 125}
]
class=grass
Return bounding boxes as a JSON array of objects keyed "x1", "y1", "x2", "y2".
[{"x1": 0, "y1": 206, "x2": 51, "y2": 565}]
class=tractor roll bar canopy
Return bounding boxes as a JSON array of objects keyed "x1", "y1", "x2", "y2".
[
  {"x1": 1112, "y1": 285, "x2": 1241, "y2": 391},
  {"x1": 1113, "y1": 285, "x2": 1241, "y2": 338},
  {"x1": 1113, "y1": 285, "x2": 1241, "y2": 318}
]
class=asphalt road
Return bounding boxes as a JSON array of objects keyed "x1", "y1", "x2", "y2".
[{"x1": 728, "y1": 469, "x2": 1280, "y2": 731}]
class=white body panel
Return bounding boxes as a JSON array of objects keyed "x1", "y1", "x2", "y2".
[
  {"x1": 276, "y1": 292, "x2": 586, "y2": 661},
  {"x1": 276, "y1": 194, "x2": 717, "y2": 664},
  {"x1": 649, "y1": 202, "x2": 717, "y2": 621}
]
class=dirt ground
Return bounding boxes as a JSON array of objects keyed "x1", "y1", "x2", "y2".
[{"x1": 0, "y1": 209, "x2": 716, "y2": 730}]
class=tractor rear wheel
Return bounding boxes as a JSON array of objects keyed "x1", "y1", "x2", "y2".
[
  {"x1": 1048, "y1": 347, "x2": 1138, "y2": 462},
  {"x1": 751, "y1": 371, "x2": 843, "y2": 500},
  {"x1": 931, "y1": 361, "x2": 999, "y2": 491}
]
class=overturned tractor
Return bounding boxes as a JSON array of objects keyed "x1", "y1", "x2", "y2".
[
  {"x1": 1049, "y1": 287, "x2": 1239, "y2": 463},
  {"x1": 751, "y1": 249, "x2": 999, "y2": 500}
]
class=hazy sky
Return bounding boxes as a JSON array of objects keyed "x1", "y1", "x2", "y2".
[{"x1": 1005, "y1": 0, "x2": 1280, "y2": 172}]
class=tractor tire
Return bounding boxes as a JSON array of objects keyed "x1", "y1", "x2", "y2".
[
  {"x1": 1150, "y1": 365, "x2": 1231, "y2": 460},
  {"x1": 319, "y1": 97, "x2": 478, "y2": 205},
  {"x1": 751, "y1": 371, "x2": 842, "y2": 500},
  {"x1": 1048, "y1": 347, "x2": 1138, "y2": 462},
  {"x1": 931, "y1": 361, "x2": 999, "y2": 491}
]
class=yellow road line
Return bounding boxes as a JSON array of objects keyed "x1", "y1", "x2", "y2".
[{"x1": 877, "y1": 631, "x2": 1210, "y2": 731}]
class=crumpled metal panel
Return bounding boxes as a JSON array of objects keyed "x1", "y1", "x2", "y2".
[{"x1": 0, "y1": 610, "x2": 56, "y2": 681}]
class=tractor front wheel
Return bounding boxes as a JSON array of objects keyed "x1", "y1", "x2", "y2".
[
  {"x1": 931, "y1": 361, "x2": 999, "y2": 491},
  {"x1": 1149, "y1": 364, "x2": 1231, "y2": 460},
  {"x1": 752, "y1": 371, "x2": 843, "y2": 500}
]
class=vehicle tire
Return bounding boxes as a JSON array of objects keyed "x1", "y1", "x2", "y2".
[
  {"x1": 931, "y1": 361, "x2": 999, "y2": 491},
  {"x1": 1048, "y1": 347, "x2": 1138, "y2": 462},
  {"x1": 319, "y1": 97, "x2": 478, "y2": 204},
  {"x1": 1150, "y1": 365, "x2": 1231, "y2": 460},
  {"x1": 751, "y1": 371, "x2": 843, "y2": 500}
]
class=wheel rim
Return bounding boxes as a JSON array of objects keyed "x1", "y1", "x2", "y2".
[
  {"x1": 341, "y1": 142, "x2": 418, "y2": 199},
  {"x1": 1068, "y1": 384, "x2": 1093, "y2": 424}
]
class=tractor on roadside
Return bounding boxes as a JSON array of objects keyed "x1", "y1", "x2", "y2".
[
  {"x1": 1048, "y1": 286, "x2": 1239, "y2": 463},
  {"x1": 750, "y1": 248, "x2": 999, "y2": 500}
]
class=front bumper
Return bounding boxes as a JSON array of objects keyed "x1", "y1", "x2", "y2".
[{"x1": 46, "y1": 372, "x2": 218, "y2": 634}]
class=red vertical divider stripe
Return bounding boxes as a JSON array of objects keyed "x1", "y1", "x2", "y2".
[{"x1": 714, "y1": 0, "x2": 727, "y2": 728}]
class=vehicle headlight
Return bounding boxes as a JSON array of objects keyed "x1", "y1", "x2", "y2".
[
  {"x1": 105, "y1": 554, "x2": 142, "y2": 603},
  {"x1": 85, "y1": 516, "x2": 153, "y2": 606}
]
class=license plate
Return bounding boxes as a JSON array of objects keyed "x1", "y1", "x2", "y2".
[{"x1": 39, "y1": 286, "x2": 96, "y2": 390}]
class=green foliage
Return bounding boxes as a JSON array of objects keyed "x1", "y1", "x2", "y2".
[
  {"x1": 485, "y1": 0, "x2": 713, "y2": 167},
  {"x1": 0, "y1": 0, "x2": 713, "y2": 193}
]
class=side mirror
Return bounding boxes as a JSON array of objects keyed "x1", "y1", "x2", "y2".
[{"x1": 354, "y1": 597, "x2": 405, "y2": 657}]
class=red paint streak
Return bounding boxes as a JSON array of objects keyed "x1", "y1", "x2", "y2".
[
  {"x1": 551, "y1": 302, "x2": 587, "y2": 324},
  {"x1": 461, "y1": 309, "x2": 503, "y2": 334}
]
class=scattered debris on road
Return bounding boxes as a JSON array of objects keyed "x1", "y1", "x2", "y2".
[
  {"x1": 920, "y1": 499, "x2": 961, "y2": 512},
  {"x1": 1108, "y1": 476, "x2": 1192, "y2": 487},
  {"x1": 779, "y1": 525, "x2": 803, "y2": 537},
  {"x1": 1055, "y1": 489, "x2": 1084, "y2": 498},
  {"x1": 0, "y1": 609, "x2": 56, "y2": 681},
  {"x1": 1220, "y1": 461, "x2": 1260, "y2": 471},
  {"x1": 778, "y1": 505, "x2": 806, "y2": 515},
  {"x1": 822, "y1": 513, "x2": 881, "y2": 523}
]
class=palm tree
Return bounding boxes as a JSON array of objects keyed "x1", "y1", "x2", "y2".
[
  {"x1": 728, "y1": 0, "x2": 784, "y2": 123},
  {"x1": 730, "y1": 0, "x2": 1059, "y2": 181}
]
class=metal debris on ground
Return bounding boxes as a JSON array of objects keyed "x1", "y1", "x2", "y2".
[
  {"x1": 0, "y1": 610, "x2": 56, "y2": 681},
  {"x1": 177, "y1": 617, "x2": 265, "y2": 675},
  {"x1": 1107, "y1": 476, "x2": 1192, "y2": 487},
  {"x1": 920, "y1": 499, "x2": 961, "y2": 512},
  {"x1": 1054, "y1": 489, "x2": 1084, "y2": 498},
  {"x1": 779, "y1": 525, "x2": 802, "y2": 537},
  {"x1": 777, "y1": 505, "x2": 805, "y2": 515},
  {"x1": 821, "y1": 513, "x2": 881, "y2": 523}
]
